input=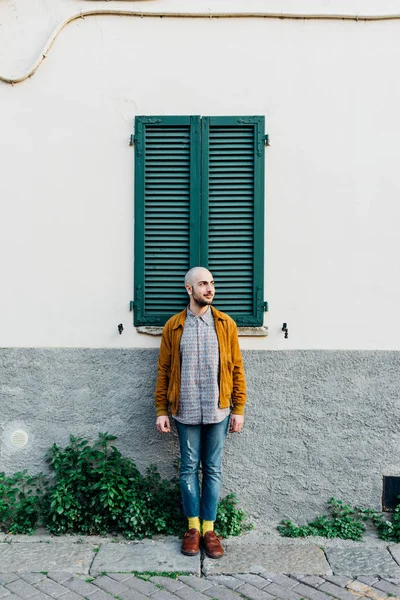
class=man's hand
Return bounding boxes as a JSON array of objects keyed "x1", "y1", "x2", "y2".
[
  {"x1": 229, "y1": 414, "x2": 244, "y2": 433},
  {"x1": 156, "y1": 416, "x2": 171, "y2": 433}
]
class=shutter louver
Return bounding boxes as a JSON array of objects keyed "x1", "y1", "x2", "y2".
[
  {"x1": 202, "y1": 117, "x2": 265, "y2": 326},
  {"x1": 144, "y1": 124, "x2": 190, "y2": 314},
  {"x1": 134, "y1": 116, "x2": 200, "y2": 326}
]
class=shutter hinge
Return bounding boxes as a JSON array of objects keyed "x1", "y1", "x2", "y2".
[
  {"x1": 263, "y1": 301, "x2": 269, "y2": 312},
  {"x1": 264, "y1": 134, "x2": 270, "y2": 147},
  {"x1": 130, "y1": 301, "x2": 135, "y2": 311},
  {"x1": 129, "y1": 135, "x2": 135, "y2": 146}
]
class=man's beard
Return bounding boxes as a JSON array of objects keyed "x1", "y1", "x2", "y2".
[{"x1": 192, "y1": 290, "x2": 214, "y2": 308}]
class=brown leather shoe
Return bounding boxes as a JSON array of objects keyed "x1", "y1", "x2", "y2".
[
  {"x1": 203, "y1": 531, "x2": 224, "y2": 559},
  {"x1": 181, "y1": 528, "x2": 201, "y2": 556}
]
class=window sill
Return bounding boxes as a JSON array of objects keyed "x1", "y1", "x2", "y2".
[{"x1": 136, "y1": 326, "x2": 268, "y2": 337}]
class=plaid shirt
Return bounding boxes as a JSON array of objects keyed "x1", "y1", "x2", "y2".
[{"x1": 174, "y1": 307, "x2": 231, "y2": 425}]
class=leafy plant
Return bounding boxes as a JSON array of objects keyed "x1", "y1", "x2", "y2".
[
  {"x1": 215, "y1": 492, "x2": 253, "y2": 537},
  {"x1": 369, "y1": 503, "x2": 400, "y2": 543},
  {"x1": 44, "y1": 433, "x2": 182, "y2": 538},
  {"x1": 278, "y1": 497, "x2": 400, "y2": 542},
  {"x1": 0, "y1": 470, "x2": 48, "y2": 534},
  {"x1": 0, "y1": 433, "x2": 252, "y2": 539}
]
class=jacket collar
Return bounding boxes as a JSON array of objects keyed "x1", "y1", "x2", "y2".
[{"x1": 172, "y1": 305, "x2": 227, "y2": 330}]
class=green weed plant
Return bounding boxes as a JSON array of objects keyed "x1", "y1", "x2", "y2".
[
  {"x1": 278, "y1": 497, "x2": 400, "y2": 542},
  {"x1": 0, "y1": 433, "x2": 252, "y2": 539},
  {"x1": 216, "y1": 493, "x2": 253, "y2": 537},
  {"x1": 0, "y1": 471, "x2": 48, "y2": 534}
]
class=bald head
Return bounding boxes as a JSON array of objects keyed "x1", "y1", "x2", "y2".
[
  {"x1": 184, "y1": 266, "x2": 215, "y2": 311},
  {"x1": 184, "y1": 267, "x2": 213, "y2": 287}
]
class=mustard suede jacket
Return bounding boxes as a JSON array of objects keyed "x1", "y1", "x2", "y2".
[{"x1": 155, "y1": 306, "x2": 246, "y2": 417}]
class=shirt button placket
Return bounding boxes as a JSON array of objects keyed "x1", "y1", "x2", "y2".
[{"x1": 197, "y1": 318, "x2": 202, "y2": 421}]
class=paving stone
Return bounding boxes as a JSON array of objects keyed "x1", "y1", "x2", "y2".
[
  {"x1": 318, "y1": 581, "x2": 362, "y2": 599},
  {"x1": 291, "y1": 575, "x2": 326, "y2": 587},
  {"x1": 91, "y1": 540, "x2": 200, "y2": 576},
  {"x1": 151, "y1": 592, "x2": 178, "y2": 600},
  {"x1": 0, "y1": 543, "x2": 95, "y2": 574},
  {"x1": 205, "y1": 575, "x2": 242, "y2": 590},
  {"x1": 56, "y1": 593, "x2": 83, "y2": 600},
  {"x1": 89, "y1": 590, "x2": 115, "y2": 600},
  {"x1": 259, "y1": 582, "x2": 303, "y2": 600},
  {"x1": 93, "y1": 575, "x2": 131, "y2": 596},
  {"x1": 18, "y1": 573, "x2": 46, "y2": 585},
  {"x1": 203, "y1": 585, "x2": 245, "y2": 599},
  {"x1": 6, "y1": 578, "x2": 41, "y2": 597},
  {"x1": 117, "y1": 590, "x2": 148, "y2": 600},
  {"x1": 0, "y1": 577, "x2": 18, "y2": 586},
  {"x1": 174, "y1": 586, "x2": 210, "y2": 600},
  {"x1": 178, "y1": 576, "x2": 215, "y2": 591},
  {"x1": 370, "y1": 578, "x2": 400, "y2": 595},
  {"x1": 291, "y1": 582, "x2": 336, "y2": 600},
  {"x1": 384, "y1": 578, "x2": 400, "y2": 585},
  {"x1": 108, "y1": 573, "x2": 136, "y2": 583},
  {"x1": 202, "y1": 543, "x2": 330, "y2": 576},
  {"x1": 325, "y1": 547, "x2": 400, "y2": 578},
  {"x1": 233, "y1": 583, "x2": 275, "y2": 600},
  {"x1": 323, "y1": 575, "x2": 353, "y2": 587},
  {"x1": 34, "y1": 578, "x2": 72, "y2": 597},
  {"x1": 234, "y1": 574, "x2": 271, "y2": 589},
  {"x1": 346, "y1": 580, "x2": 378, "y2": 597},
  {"x1": 352, "y1": 576, "x2": 379, "y2": 586},
  {"x1": 262, "y1": 574, "x2": 300, "y2": 589},
  {"x1": 390, "y1": 547, "x2": 400, "y2": 568},
  {"x1": 63, "y1": 576, "x2": 99, "y2": 596},
  {"x1": 0, "y1": 586, "x2": 10, "y2": 599},
  {"x1": 117, "y1": 575, "x2": 160, "y2": 596},
  {"x1": 46, "y1": 573, "x2": 74, "y2": 584},
  {"x1": 94, "y1": 576, "x2": 147, "y2": 600},
  {"x1": 254, "y1": 573, "x2": 278, "y2": 580},
  {"x1": 149, "y1": 576, "x2": 184, "y2": 593},
  {"x1": 113, "y1": 587, "x2": 148, "y2": 599},
  {"x1": 29, "y1": 594, "x2": 54, "y2": 600}
]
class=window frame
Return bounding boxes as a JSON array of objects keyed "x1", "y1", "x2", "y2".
[{"x1": 133, "y1": 114, "x2": 266, "y2": 327}]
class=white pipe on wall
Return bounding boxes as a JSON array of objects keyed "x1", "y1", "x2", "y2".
[{"x1": 2, "y1": 9, "x2": 400, "y2": 85}]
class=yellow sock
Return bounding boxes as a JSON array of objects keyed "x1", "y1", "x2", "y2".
[
  {"x1": 188, "y1": 517, "x2": 200, "y2": 531},
  {"x1": 202, "y1": 520, "x2": 214, "y2": 535}
]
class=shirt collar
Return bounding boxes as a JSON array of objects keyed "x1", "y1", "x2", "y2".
[{"x1": 186, "y1": 306, "x2": 212, "y2": 325}]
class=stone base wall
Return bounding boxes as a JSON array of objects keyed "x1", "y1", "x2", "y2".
[{"x1": 1, "y1": 349, "x2": 399, "y2": 530}]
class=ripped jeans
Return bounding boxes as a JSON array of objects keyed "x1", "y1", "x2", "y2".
[{"x1": 174, "y1": 416, "x2": 230, "y2": 521}]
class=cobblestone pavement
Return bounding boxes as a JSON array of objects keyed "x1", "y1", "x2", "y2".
[
  {"x1": 1, "y1": 532, "x2": 400, "y2": 599},
  {"x1": 1, "y1": 571, "x2": 400, "y2": 600}
]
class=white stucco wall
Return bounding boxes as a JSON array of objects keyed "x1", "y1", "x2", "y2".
[{"x1": 1, "y1": 0, "x2": 400, "y2": 349}]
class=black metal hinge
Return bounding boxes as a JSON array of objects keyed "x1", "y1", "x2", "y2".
[
  {"x1": 264, "y1": 134, "x2": 270, "y2": 146},
  {"x1": 130, "y1": 301, "x2": 134, "y2": 311},
  {"x1": 129, "y1": 135, "x2": 135, "y2": 146},
  {"x1": 263, "y1": 301, "x2": 269, "y2": 312}
]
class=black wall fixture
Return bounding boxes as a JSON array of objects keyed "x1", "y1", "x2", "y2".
[{"x1": 382, "y1": 476, "x2": 400, "y2": 511}]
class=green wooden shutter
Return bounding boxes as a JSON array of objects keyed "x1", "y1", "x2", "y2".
[
  {"x1": 201, "y1": 116, "x2": 265, "y2": 326},
  {"x1": 134, "y1": 116, "x2": 201, "y2": 326}
]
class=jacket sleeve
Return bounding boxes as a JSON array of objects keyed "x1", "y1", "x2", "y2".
[
  {"x1": 154, "y1": 323, "x2": 172, "y2": 417},
  {"x1": 230, "y1": 322, "x2": 247, "y2": 415}
]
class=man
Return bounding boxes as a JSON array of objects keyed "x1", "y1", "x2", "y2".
[{"x1": 155, "y1": 266, "x2": 246, "y2": 559}]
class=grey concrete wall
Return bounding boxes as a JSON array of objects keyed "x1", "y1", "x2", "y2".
[{"x1": 1, "y1": 348, "x2": 399, "y2": 531}]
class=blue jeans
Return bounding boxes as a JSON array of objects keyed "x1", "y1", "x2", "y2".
[{"x1": 175, "y1": 416, "x2": 230, "y2": 522}]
